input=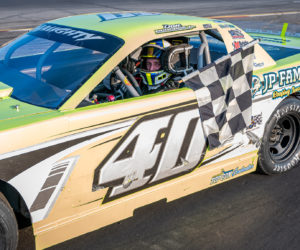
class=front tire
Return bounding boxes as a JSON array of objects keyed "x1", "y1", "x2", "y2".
[
  {"x1": 258, "y1": 97, "x2": 300, "y2": 175},
  {"x1": 0, "y1": 193, "x2": 18, "y2": 250}
]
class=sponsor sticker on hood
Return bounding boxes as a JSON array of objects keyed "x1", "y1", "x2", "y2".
[{"x1": 155, "y1": 24, "x2": 196, "y2": 34}]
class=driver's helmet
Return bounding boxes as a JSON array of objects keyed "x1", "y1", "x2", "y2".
[{"x1": 140, "y1": 39, "x2": 172, "y2": 86}]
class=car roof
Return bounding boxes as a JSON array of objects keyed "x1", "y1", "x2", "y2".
[{"x1": 49, "y1": 12, "x2": 215, "y2": 40}]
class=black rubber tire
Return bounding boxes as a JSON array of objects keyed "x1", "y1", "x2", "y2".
[
  {"x1": 0, "y1": 193, "x2": 18, "y2": 250},
  {"x1": 258, "y1": 96, "x2": 300, "y2": 175}
]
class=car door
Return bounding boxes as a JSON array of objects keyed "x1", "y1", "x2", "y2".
[
  {"x1": 31, "y1": 86, "x2": 207, "y2": 242},
  {"x1": 68, "y1": 87, "x2": 206, "y2": 202}
]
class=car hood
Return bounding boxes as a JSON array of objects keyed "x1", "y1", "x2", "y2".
[{"x1": 0, "y1": 97, "x2": 53, "y2": 123}]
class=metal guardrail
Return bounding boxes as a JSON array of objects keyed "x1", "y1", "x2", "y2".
[{"x1": 0, "y1": 28, "x2": 31, "y2": 33}]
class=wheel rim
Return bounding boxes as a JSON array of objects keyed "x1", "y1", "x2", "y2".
[{"x1": 269, "y1": 113, "x2": 300, "y2": 162}]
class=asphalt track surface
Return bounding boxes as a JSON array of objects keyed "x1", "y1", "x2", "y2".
[{"x1": 0, "y1": 0, "x2": 299, "y2": 249}]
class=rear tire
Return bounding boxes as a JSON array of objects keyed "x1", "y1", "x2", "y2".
[
  {"x1": 0, "y1": 193, "x2": 18, "y2": 250},
  {"x1": 258, "y1": 97, "x2": 300, "y2": 175}
]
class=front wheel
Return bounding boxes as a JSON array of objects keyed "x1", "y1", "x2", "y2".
[
  {"x1": 258, "y1": 96, "x2": 300, "y2": 175},
  {"x1": 0, "y1": 193, "x2": 18, "y2": 250}
]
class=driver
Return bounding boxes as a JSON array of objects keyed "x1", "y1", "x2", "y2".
[
  {"x1": 89, "y1": 39, "x2": 188, "y2": 105},
  {"x1": 138, "y1": 39, "x2": 181, "y2": 94}
]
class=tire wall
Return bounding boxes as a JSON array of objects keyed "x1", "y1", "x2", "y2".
[
  {"x1": 0, "y1": 180, "x2": 32, "y2": 226},
  {"x1": 257, "y1": 92, "x2": 300, "y2": 174},
  {"x1": 251, "y1": 91, "x2": 300, "y2": 140}
]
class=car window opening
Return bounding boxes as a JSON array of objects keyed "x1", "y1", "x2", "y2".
[
  {"x1": 79, "y1": 30, "x2": 228, "y2": 108},
  {"x1": 0, "y1": 24, "x2": 124, "y2": 109}
]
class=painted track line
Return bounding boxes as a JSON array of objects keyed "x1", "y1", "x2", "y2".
[
  {"x1": 0, "y1": 11, "x2": 299, "y2": 32},
  {"x1": 0, "y1": 28, "x2": 31, "y2": 32},
  {"x1": 209, "y1": 11, "x2": 300, "y2": 19}
]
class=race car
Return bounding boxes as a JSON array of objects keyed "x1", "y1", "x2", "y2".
[{"x1": 0, "y1": 12, "x2": 299, "y2": 249}]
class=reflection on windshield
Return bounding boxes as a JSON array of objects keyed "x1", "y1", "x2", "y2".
[{"x1": 0, "y1": 24, "x2": 124, "y2": 109}]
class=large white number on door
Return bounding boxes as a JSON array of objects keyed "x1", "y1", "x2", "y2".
[{"x1": 94, "y1": 106, "x2": 206, "y2": 200}]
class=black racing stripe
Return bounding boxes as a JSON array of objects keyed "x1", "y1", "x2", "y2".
[
  {"x1": 51, "y1": 164, "x2": 68, "y2": 171},
  {"x1": 76, "y1": 197, "x2": 103, "y2": 207},
  {"x1": 90, "y1": 136, "x2": 122, "y2": 149},
  {"x1": 57, "y1": 100, "x2": 197, "y2": 136},
  {"x1": 0, "y1": 128, "x2": 122, "y2": 181},
  {"x1": 253, "y1": 94, "x2": 272, "y2": 103},
  {"x1": 30, "y1": 187, "x2": 55, "y2": 212},
  {"x1": 42, "y1": 173, "x2": 64, "y2": 190},
  {"x1": 200, "y1": 145, "x2": 241, "y2": 167},
  {"x1": 49, "y1": 167, "x2": 67, "y2": 176},
  {"x1": 175, "y1": 117, "x2": 199, "y2": 166}
]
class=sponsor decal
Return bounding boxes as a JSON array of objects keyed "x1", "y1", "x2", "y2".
[
  {"x1": 274, "y1": 103, "x2": 300, "y2": 121},
  {"x1": 253, "y1": 62, "x2": 265, "y2": 68},
  {"x1": 213, "y1": 19, "x2": 227, "y2": 23},
  {"x1": 228, "y1": 29, "x2": 245, "y2": 39},
  {"x1": 272, "y1": 84, "x2": 300, "y2": 99},
  {"x1": 30, "y1": 23, "x2": 124, "y2": 54},
  {"x1": 274, "y1": 153, "x2": 300, "y2": 172},
  {"x1": 219, "y1": 24, "x2": 235, "y2": 29},
  {"x1": 252, "y1": 66, "x2": 300, "y2": 98},
  {"x1": 232, "y1": 41, "x2": 249, "y2": 49},
  {"x1": 272, "y1": 88, "x2": 292, "y2": 99},
  {"x1": 124, "y1": 77, "x2": 132, "y2": 86},
  {"x1": 154, "y1": 24, "x2": 196, "y2": 34},
  {"x1": 93, "y1": 105, "x2": 206, "y2": 203},
  {"x1": 248, "y1": 113, "x2": 263, "y2": 129},
  {"x1": 203, "y1": 24, "x2": 212, "y2": 29},
  {"x1": 210, "y1": 164, "x2": 254, "y2": 185},
  {"x1": 251, "y1": 75, "x2": 263, "y2": 97},
  {"x1": 97, "y1": 12, "x2": 160, "y2": 22},
  {"x1": 33, "y1": 24, "x2": 104, "y2": 42}
]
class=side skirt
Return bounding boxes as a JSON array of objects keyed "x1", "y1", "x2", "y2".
[{"x1": 34, "y1": 150, "x2": 258, "y2": 249}]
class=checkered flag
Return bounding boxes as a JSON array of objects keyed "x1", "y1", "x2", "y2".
[{"x1": 182, "y1": 40, "x2": 258, "y2": 150}]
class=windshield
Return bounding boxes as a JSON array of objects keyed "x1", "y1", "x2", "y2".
[{"x1": 0, "y1": 23, "x2": 124, "y2": 109}]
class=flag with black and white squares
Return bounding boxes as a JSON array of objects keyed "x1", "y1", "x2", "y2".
[{"x1": 183, "y1": 40, "x2": 258, "y2": 150}]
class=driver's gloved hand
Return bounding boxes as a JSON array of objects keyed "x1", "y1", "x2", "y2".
[{"x1": 164, "y1": 80, "x2": 180, "y2": 90}]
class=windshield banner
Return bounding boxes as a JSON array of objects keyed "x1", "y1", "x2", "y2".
[{"x1": 30, "y1": 23, "x2": 124, "y2": 53}]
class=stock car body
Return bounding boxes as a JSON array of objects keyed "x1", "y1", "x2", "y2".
[{"x1": 0, "y1": 12, "x2": 299, "y2": 249}]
